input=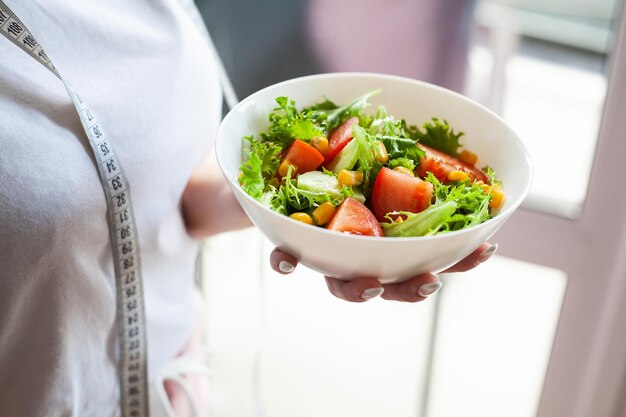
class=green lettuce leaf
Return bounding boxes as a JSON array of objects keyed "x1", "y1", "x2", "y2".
[
  {"x1": 324, "y1": 89, "x2": 381, "y2": 131},
  {"x1": 410, "y1": 117, "x2": 463, "y2": 157},
  {"x1": 261, "y1": 97, "x2": 324, "y2": 147},
  {"x1": 387, "y1": 157, "x2": 416, "y2": 171},
  {"x1": 240, "y1": 136, "x2": 282, "y2": 200},
  {"x1": 351, "y1": 124, "x2": 383, "y2": 197},
  {"x1": 381, "y1": 201, "x2": 458, "y2": 237},
  {"x1": 379, "y1": 135, "x2": 425, "y2": 162},
  {"x1": 426, "y1": 172, "x2": 492, "y2": 231},
  {"x1": 290, "y1": 118, "x2": 324, "y2": 140}
]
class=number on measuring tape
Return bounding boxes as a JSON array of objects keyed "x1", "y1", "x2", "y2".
[{"x1": 0, "y1": 2, "x2": 150, "y2": 416}]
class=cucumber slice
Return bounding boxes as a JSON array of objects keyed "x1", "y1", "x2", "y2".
[
  {"x1": 297, "y1": 171, "x2": 365, "y2": 203},
  {"x1": 326, "y1": 139, "x2": 359, "y2": 174},
  {"x1": 297, "y1": 171, "x2": 342, "y2": 199}
]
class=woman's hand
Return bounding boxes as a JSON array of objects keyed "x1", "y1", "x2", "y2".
[{"x1": 269, "y1": 243, "x2": 498, "y2": 302}]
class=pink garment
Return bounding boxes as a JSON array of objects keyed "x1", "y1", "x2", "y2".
[{"x1": 163, "y1": 289, "x2": 210, "y2": 417}]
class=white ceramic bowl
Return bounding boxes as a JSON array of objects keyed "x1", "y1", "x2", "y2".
[{"x1": 215, "y1": 73, "x2": 532, "y2": 284}]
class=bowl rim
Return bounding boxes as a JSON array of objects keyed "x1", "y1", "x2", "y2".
[{"x1": 216, "y1": 71, "x2": 534, "y2": 243}]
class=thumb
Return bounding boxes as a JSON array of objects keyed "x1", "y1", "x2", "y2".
[{"x1": 269, "y1": 248, "x2": 298, "y2": 274}]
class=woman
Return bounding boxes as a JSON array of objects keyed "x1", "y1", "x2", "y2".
[{"x1": 0, "y1": 1, "x2": 495, "y2": 415}]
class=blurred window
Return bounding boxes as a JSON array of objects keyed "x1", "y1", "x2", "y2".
[{"x1": 468, "y1": 0, "x2": 620, "y2": 217}]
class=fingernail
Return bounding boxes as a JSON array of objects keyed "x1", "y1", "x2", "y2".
[
  {"x1": 477, "y1": 243, "x2": 499, "y2": 264},
  {"x1": 278, "y1": 260, "x2": 295, "y2": 273},
  {"x1": 361, "y1": 287, "x2": 384, "y2": 301},
  {"x1": 418, "y1": 281, "x2": 442, "y2": 298}
]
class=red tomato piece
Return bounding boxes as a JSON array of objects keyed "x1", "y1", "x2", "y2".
[
  {"x1": 371, "y1": 167, "x2": 434, "y2": 222},
  {"x1": 281, "y1": 139, "x2": 325, "y2": 176},
  {"x1": 416, "y1": 144, "x2": 489, "y2": 183},
  {"x1": 326, "y1": 197, "x2": 383, "y2": 237},
  {"x1": 323, "y1": 117, "x2": 359, "y2": 165}
]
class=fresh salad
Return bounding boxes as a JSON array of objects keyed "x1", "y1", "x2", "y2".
[{"x1": 238, "y1": 90, "x2": 504, "y2": 237}]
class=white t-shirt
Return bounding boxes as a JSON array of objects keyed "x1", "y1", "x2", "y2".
[{"x1": 0, "y1": 1, "x2": 221, "y2": 415}]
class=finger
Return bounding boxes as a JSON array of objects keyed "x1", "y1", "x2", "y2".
[
  {"x1": 269, "y1": 248, "x2": 298, "y2": 275},
  {"x1": 381, "y1": 274, "x2": 441, "y2": 302},
  {"x1": 442, "y1": 242, "x2": 498, "y2": 273},
  {"x1": 324, "y1": 277, "x2": 384, "y2": 303}
]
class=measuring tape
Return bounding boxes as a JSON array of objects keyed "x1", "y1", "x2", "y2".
[{"x1": 0, "y1": 3, "x2": 149, "y2": 416}]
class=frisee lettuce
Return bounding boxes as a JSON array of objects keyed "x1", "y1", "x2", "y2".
[
  {"x1": 410, "y1": 117, "x2": 463, "y2": 157},
  {"x1": 240, "y1": 136, "x2": 282, "y2": 199},
  {"x1": 261, "y1": 97, "x2": 324, "y2": 147},
  {"x1": 387, "y1": 157, "x2": 416, "y2": 171},
  {"x1": 428, "y1": 172, "x2": 491, "y2": 231}
]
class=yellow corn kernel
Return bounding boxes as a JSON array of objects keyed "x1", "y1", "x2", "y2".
[
  {"x1": 312, "y1": 202, "x2": 336, "y2": 225},
  {"x1": 289, "y1": 212, "x2": 314, "y2": 225},
  {"x1": 459, "y1": 149, "x2": 478, "y2": 166},
  {"x1": 448, "y1": 170, "x2": 469, "y2": 182},
  {"x1": 482, "y1": 184, "x2": 505, "y2": 207},
  {"x1": 278, "y1": 159, "x2": 298, "y2": 177},
  {"x1": 488, "y1": 186, "x2": 505, "y2": 209},
  {"x1": 337, "y1": 170, "x2": 364, "y2": 187},
  {"x1": 393, "y1": 166, "x2": 414, "y2": 176},
  {"x1": 474, "y1": 180, "x2": 485, "y2": 186},
  {"x1": 311, "y1": 136, "x2": 329, "y2": 156},
  {"x1": 373, "y1": 141, "x2": 389, "y2": 163}
]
